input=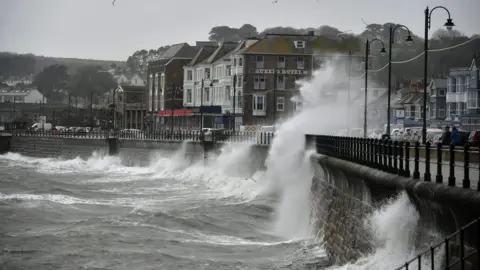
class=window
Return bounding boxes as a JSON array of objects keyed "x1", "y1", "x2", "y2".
[
  {"x1": 225, "y1": 85, "x2": 231, "y2": 101},
  {"x1": 237, "y1": 91, "x2": 242, "y2": 109},
  {"x1": 439, "y1": 89, "x2": 445, "y2": 96},
  {"x1": 253, "y1": 95, "x2": 265, "y2": 111},
  {"x1": 205, "y1": 68, "x2": 211, "y2": 79},
  {"x1": 277, "y1": 75, "x2": 285, "y2": 90},
  {"x1": 294, "y1": 41, "x2": 305, "y2": 48},
  {"x1": 233, "y1": 58, "x2": 237, "y2": 67},
  {"x1": 256, "y1": 55, "x2": 264, "y2": 69},
  {"x1": 254, "y1": 76, "x2": 266, "y2": 89},
  {"x1": 448, "y1": 77, "x2": 456, "y2": 93},
  {"x1": 277, "y1": 56, "x2": 285, "y2": 68},
  {"x1": 430, "y1": 102, "x2": 436, "y2": 118},
  {"x1": 186, "y1": 89, "x2": 192, "y2": 103},
  {"x1": 187, "y1": 70, "x2": 193, "y2": 81},
  {"x1": 468, "y1": 91, "x2": 478, "y2": 108},
  {"x1": 226, "y1": 65, "x2": 232, "y2": 76},
  {"x1": 297, "y1": 56, "x2": 305, "y2": 69},
  {"x1": 237, "y1": 74, "x2": 243, "y2": 87},
  {"x1": 438, "y1": 102, "x2": 445, "y2": 117},
  {"x1": 259, "y1": 76, "x2": 265, "y2": 89},
  {"x1": 204, "y1": 87, "x2": 210, "y2": 102},
  {"x1": 276, "y1": 97, "x2": 285, "y2": 111},
  {"x1": 239, "y1": 58, "x2": 243, "y2": 66},
  {"x1": 466, "y1": 76, "x2": 470, "y2": 89}
]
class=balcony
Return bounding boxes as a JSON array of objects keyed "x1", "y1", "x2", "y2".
[{"x1": 446, "y1": 92, "x2": 467, "y2": 103}]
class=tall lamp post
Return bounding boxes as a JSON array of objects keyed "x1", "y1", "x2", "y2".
[
  {"x1": 422, "y1": 6, "x2": 455, "y2": 144},
  {"x1": 387, "y1": 25, "x2": 414, "y2": 136},
  {"x1": 232, "y1": 74, "x2": 237, "y2": 133},
  {"x1": 200, "y1": 78, "x2": 204, "y2": 130},
  {"x1": 364, "y1": 38, "x2": 387, "y2": 138}
]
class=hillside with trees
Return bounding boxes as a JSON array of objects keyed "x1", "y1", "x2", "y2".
[
  {"x1": 0, "y1": 52, "x2": 126, "y2": 79},
  {"x1": 126, "y1": 22, "x2": 479, "y2": 82}
]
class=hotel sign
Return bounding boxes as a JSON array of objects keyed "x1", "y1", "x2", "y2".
[{"x1": 249, "y1": 68, "x2": 309, "y2": 75}]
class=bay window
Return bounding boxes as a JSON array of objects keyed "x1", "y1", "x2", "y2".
[{"x1": 468, "y1": 91, "x2": 478, "y2": 108}]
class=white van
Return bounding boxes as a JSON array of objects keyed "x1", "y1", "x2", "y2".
[{"x1": 31, "y1": 122, "x2": 52, "y2": 131}]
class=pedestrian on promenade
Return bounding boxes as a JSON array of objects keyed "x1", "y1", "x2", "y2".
[
  {"x1": 442, "y1": 126, "x2": 451, "y2": 146},
  {"x1": 451, "y1": 126, "x2": 461, "y2": 146}
]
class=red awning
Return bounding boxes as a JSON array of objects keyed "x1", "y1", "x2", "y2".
[{"x1": 158, "y1": 109, "x2": 199, "y2": 117}]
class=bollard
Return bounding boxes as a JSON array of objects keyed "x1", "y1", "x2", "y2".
[{"x1": 436, "y1": 143, "x2": 443, "y2": 184}]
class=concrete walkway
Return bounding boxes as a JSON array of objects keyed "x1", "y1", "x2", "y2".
[{"x1": 410, "y1": 159, "x2": 479, "y2": 190}]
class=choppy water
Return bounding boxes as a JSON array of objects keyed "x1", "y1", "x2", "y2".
[{"x1": 0, "y1": 144, "x2": 329, "y2": 270}]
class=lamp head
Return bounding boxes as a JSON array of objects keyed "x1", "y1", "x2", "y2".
[
  {"x1": 444, "y1": 19, "x2": 454, "y2": 31},
  {"x1": 405, "y1": 35, "x2": 414, "y2": 46},
  {"x1": 380, "y1": 48, "x2": 387, "y2": 56}
]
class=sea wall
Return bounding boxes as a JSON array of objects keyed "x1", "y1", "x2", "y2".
[
  {"x1": 311, "y1": 153, "x2": 480, "y2": 267},
  {"x1": 7, "y1": 136, "x2": 269, "y2": 172}
]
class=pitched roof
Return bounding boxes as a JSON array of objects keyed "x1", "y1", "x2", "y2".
[
  {"x1": 117, "y1": 85, "x2": 146, "y2": 93},
  {"x1": 430, "y1": 78, "x2": 447, "y2": 89},
  {"x1": 471, "y1": 54, "x2": 479, "y2": 70},
  {"x1": 161, "y1": 43, "x2": 197, "y2": 58},
  {"x1": 241, "y1": 34, "x2": 358, "y2": 55},
  {"x1": 397, "y1": 91, "x2": 424, "y2": 105},
  {"x1": 185, "y1": 46, "x2": 218, "y2": 67},
  {"x1": 212, "y1": 40, "x2": 248, "y2": 64},
  {"x1": 202, "y1": 42, "x2": 239, "y2": 64}
]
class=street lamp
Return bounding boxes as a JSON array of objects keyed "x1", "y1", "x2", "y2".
[
  {"x1": 364, "y1": 38, "x2": 386, "y2": 138},
  {"x1": 423, "y1": 6, "x2": 454, "y2": 144},
  {"x1": 232, "y1": 74, "x2": 237, "y2": 133},
  {"x1": 387, "y1": 24, "x2": 414, "y2": 136}
]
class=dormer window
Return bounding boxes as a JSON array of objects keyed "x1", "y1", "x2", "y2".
[{"x1": 294, "y1": 41, "x2": 305, "y2": 49}]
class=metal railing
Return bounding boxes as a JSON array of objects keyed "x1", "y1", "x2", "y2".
[
  {"x1": 9, "y1": 129, "x2": 275, "y2": 145},
  {"x1": 394, "y1": 218, "x2": 479, "y2": 270},
  {"x1": 306, "y1": 135, "x2": 480, "y2": 191}
]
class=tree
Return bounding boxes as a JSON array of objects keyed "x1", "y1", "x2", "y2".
[
  {"x1": 33, "y1": 64, "x2": 69, "y2": 101},
  {"x1": 69, "y1": 65, "x2": 116, "y2": 97},
  {"x1": 316, "y1": 25, "x2": 342, "y2": 36}
]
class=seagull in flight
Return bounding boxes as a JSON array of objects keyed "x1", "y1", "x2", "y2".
[{"x1": 112, "y1": 0, "x2": 116, "y2": 6}]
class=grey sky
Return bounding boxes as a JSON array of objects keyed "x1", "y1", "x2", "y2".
[{"x1": 0, "y1": 0, "x2": 478, "y2": 61}]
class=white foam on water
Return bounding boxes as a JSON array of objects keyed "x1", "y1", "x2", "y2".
[{"x1": 329, "y1": 192, "x2": 444, "y2": 270}]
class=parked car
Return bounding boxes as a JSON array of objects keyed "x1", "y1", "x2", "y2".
[{"x1": 468, "y1": 130, "x2": 480, "y2": 146}]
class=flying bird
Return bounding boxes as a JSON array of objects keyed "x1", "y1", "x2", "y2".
[{"x1": 112, "y1": 0, "x2": 116, "y2": 6}]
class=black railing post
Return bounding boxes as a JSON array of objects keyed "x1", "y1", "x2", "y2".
[
  {"x1": 463, "y1": 143, "x2": 470, "y2": 189},
  {"x1": 370, "y1": 138, "x2": 375, "y2": 166},
  {"x1": 413, "y1": 142, "x2": 420, "y2": 179},
  {"x1": 374, "y1": 139, "x2": 379, "y2": 168},
  {"x1": 448, "y1": 144, "x2": 456, "y2": 187},
  {"x1": 436, "y1": 143, "x2": 443, "y2": 184},
  {"x1": 398, "y1": 141, "x2": 404, "y2": 176},
  {"x1": 383, "y1": 138, "x2": 388, "y2": 171},
  {"x1": 393, "y1": 141, "x2": 398, "y2": 174},
  {"x1": 387, "y1": 139, "x2": 393, "y2": 172},
  {"x1": 424, "y1": 142, "x2": 431, "y2": 182}
]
